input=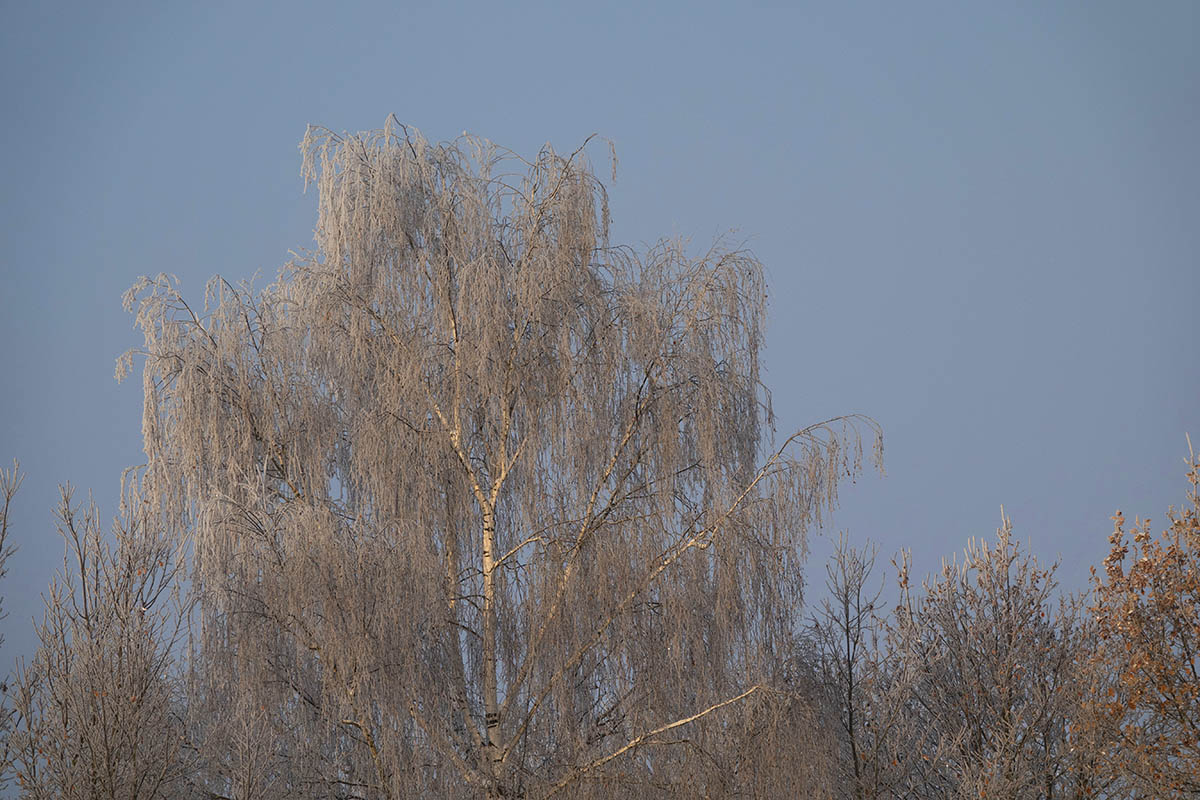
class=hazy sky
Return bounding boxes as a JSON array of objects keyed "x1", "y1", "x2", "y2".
[{"x1": 1, "y1": 1, "x2": 1197, "y2": 668}]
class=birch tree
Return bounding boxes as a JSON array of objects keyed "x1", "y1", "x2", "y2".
[{"x1": 121, "y1": 121, "x2": 881, "y2": 798}]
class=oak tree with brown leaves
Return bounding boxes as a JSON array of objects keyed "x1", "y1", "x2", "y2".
[{"x1": 1088, "y1": 451, "x2": 1200, "y2": 798}]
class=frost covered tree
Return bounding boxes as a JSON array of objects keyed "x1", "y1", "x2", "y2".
[
  {"x1": 6, "y1": 474, "x2": 191, "y2": 800},
  {"x1": 886, "y1": 518, "x2": 1092, "y2": 800},
  {"x1": 120, "y1": 121, "x2": 880, "y2": 799}
]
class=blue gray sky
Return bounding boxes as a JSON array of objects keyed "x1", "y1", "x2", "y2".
[{"x1": 1, "y1": 1, "x2": 1197, "y2": 667}]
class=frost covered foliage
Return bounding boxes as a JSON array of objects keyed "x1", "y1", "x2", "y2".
[
  {"x1": 6, "y1": 477, "x2": 191, "y2": 800},
  {"x1": 886, "y1": 522, "x2": 1094, "y2": 800},
  {"x1": 120, "y1": 122, "x2": 880, "y2": 799},
  {"x1": 813, "y1": 523, "x2": 1107, "y2": 800}
]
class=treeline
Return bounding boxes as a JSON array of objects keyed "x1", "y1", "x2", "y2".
[
  {"x1": 0, "y1": 123, "x2": 1195, "y2": 798},
  {"x1": 1, "y1": 458, "x2": 1196, "y2": 799},
  {"x1": 808, "y1": 480, "x2": 1200, "y2": 799}
]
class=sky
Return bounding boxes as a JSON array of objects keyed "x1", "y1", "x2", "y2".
[{"x1": 1, "y1": 1, "x2": 1197, "y2": 669}]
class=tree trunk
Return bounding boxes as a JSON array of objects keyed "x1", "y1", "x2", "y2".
[{"x1": 481, "y1": 507, "x2": 503, "y2": 796}]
